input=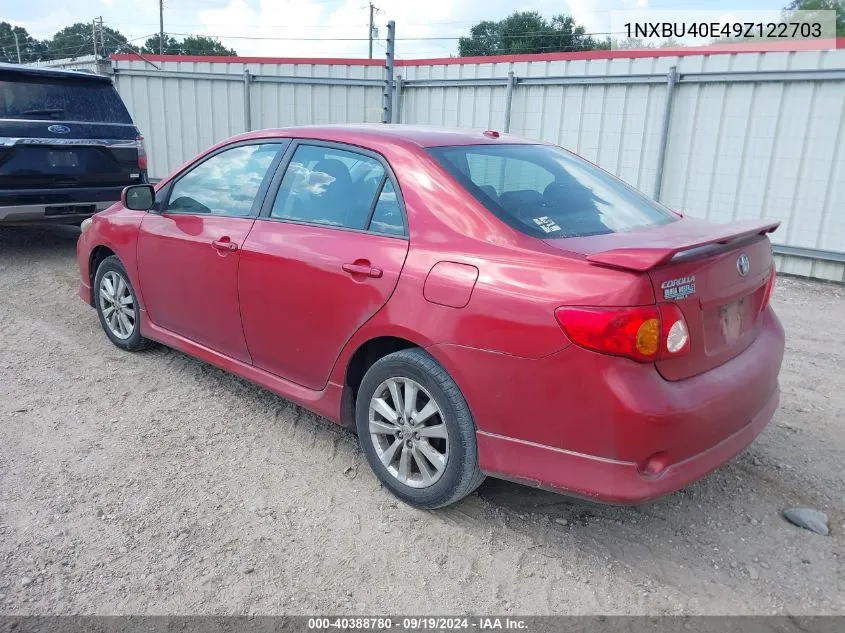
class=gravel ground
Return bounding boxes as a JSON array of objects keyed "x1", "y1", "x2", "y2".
[{"x1": 0, "y1": 225, "x2": 842, "y2": 615}]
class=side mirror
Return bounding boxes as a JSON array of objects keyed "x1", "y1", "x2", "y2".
[{"x1": 121, "y1": 184, "x2": 155, "y2": 211}]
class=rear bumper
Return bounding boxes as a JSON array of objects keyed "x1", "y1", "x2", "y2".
[
  {"x1": 431, "y1": 308, "x2": 785, "y2": 504},
  {"x1": 0, "y1": 202, "x2": 113, "y2": 224},
  {"x1": 476, "y1": 386, "x2": 778, "y2": 504},
  {"x1": 0, "y1": 186, "x2": 126, "y2": 224}
]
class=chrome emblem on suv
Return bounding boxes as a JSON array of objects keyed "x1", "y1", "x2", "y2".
[
  {"x1": 737, "y1": 254, "x2": 750, "y2": 277},
  {"x1": 47, "y1": 124, "x2": 71, "y2": 134}
]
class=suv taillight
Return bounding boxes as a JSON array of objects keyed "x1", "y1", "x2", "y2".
[
  {"x1": 136, "y1": 135, "x2": 148, "y2": 171},
  {"x1": 555, "y1": 303, "x2": 690, "y2": 362}
]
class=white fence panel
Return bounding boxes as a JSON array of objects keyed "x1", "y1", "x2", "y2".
[{"x1": 113, "y1": 57, "x2": 384, "y2": 178}]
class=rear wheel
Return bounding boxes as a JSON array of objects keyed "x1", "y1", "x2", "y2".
[
  {"x1": 94, "y1": 255, "x2": 155, "y2": 352},
  {"x1": 355, "y1": 348, "x2": 485, "y2": 508}
]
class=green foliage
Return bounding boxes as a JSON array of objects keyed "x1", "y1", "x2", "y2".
[
  {"x1": 612, "y1": 37, "x2": 685, "y2": 50},
  {"x1": 141, "y1": 34, "x2": 237, "y2": 56},
  {"x1": 0, "y1": 22, "x2": 48, "y2": 63},
  {"x1": 47, "y1": 22, "x2": 127, "y2": 59},
  {"x1": 458, "y1": 11, "x2": 609, "y2": 57},
  {"x1": 783, "y1": 0, "x2": 845, "y2": 37}
]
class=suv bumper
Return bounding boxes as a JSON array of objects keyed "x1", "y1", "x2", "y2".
[
  {"x1": 0, "y1": 186, "x2": 125, "y2": 224},
  {"x1": 0, "y1": 202, "x2": 115, "y2": 224}
]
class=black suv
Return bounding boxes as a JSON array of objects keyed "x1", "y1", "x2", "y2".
[{"x1": 0, "y1": 63, "x2": 147, "y2": 225}]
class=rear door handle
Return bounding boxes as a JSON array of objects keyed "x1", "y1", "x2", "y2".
[
  {"x1": 212, "y1": 237, "x2": 238, "y2": 253},
  {"x1": 342, "y1": 262, "x2": 383, "y2": 278}
]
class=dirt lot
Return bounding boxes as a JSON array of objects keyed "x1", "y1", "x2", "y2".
[{"x1": 0, "y1": 225, "x2": 842, "y2": 615}]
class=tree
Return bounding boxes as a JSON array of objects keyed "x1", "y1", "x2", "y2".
[
  {"x1": 142, "y1": 34, "x2": 181, "y2": 55},
  {"x1": 783, "y1": 0, "x2": 845, "y2": 37},
  {"x1": 458, "y1": 11, "x2": 608, "y2": 57},
  {"x1": 0, "y1": 22, "x2": 48, "y2": 63},
  {"x1": 612, "y1": 37, "x2": 685, "y2": 50},
  {"x1": 47, "y1": 22, "x2": 127, "y2": 60},
  {"x1": 142, "y1": 34, "x2": 237, "y2": 56}
]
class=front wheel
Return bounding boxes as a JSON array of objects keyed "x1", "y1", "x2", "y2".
[
  {"x1": 93, "y1": 255, "x2": 156, "y2": 352},
  {"x1": 355, "y1": 348, "x2": 485, "y2": 509}
]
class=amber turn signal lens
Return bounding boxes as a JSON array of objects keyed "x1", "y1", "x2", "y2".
[{"x1": 635, "y1": 318, "x2": 660, "y2": 357}]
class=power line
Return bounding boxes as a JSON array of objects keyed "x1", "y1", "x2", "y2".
[{"x1": 164, "y1": 30, "x2": 627, "y2": 42}]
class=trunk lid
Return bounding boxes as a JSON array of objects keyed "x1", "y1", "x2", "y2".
[{"x1": 545, "y1": 216, "x2": 778, "y2": 380}]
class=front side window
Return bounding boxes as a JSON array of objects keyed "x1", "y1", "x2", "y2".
[
  {"x1": 165, "y1": 143, "x2": 281, "y2": 217},
  {"x1": 271, "y1": 144, "x2": 387, "y2": 230},
  {"x1": 429, "y1": 144, "x2": 677, "y2": 238}
]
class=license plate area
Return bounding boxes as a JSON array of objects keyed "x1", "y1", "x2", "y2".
[
  {"x1": 719, "y1": 298, "x2": 747, "y2": 345},
  {"x1": 47, "y1": 151, "x2": 80, "y2": 168}
]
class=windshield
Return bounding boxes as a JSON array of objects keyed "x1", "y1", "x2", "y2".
[
  {"x1": 0, "y1": 76, "x2": 132, "y2": 124},
  {"x1": 429, "y1": 144, "x2": 678, "y2": 239}
]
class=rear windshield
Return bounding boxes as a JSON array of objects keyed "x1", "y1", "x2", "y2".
[
  {"x1": 0, "y1": 75, "x2": 132, "y2": 124},
  {"x1": 429, "y1": 144, "x2": 677, "y2": 238}
]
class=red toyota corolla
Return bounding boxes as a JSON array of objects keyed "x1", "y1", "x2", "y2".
[{"x1": 76, "y1": 125, "x2": 784, "y2": 509}]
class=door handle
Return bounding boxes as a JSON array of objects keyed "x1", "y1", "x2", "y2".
[
  {"x1": 212, "y1": 237, "x2": 238, "y2": 253},
  {"x1": 342, "y1": 262, "x2": 383, "y2": 278}
]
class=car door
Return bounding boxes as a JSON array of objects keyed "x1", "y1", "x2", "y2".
[
  {"x1": 136, "y1": 140, "x2": 288, "y2": 363},
  {"x1": 239, "y1": 141, "x2": 409, "y2": 390}
]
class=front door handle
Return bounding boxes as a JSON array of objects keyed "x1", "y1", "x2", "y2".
[
  {"x1": 212, "y1": 237, "x2": 238, "y2": 253},
  {"x1": 342, "y1": 262, "x2": 383, "y2": 278}
]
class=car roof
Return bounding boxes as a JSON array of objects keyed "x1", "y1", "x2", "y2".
[
  {"x1": 232, "y1": 124, "x2": 540, "y2": 149},
  {"x1": 0, "y1": 63, "x2": 113, "y2": 84}
]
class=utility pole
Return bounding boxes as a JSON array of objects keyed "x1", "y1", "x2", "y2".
[
  {"x1": 159, "y1": 0, "x2": 165, "y2": 55},
  {"x1": 368, "y1": 3, "x2": 377, "y2": 59},
  {"x1": 97, "y1": 17, "x2": 106, "y2": 60},
  {"x1": 92, "y1": 19, "x2": 99, "y2": 59},
  {"x1": 12, "y1": 29, "x2": 21, "y2": 64}
]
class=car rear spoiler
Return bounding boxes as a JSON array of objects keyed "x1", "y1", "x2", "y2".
[{"x1": 585, "y1": 220, "x2": 780, "y2": 272}]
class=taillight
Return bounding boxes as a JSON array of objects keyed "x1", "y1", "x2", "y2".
[
  {"x1": 555, "y1": 304, "x2": 690, "y2": 363},
  {"x1": 136, "y1": 135, "x2": 148, "y2": 171},
  {"x1": 659, "y1": 302, "x2": 690, "y2": 357},
  {"x1": 760, "y1": 262, "x2": 776, "y2": 314}
]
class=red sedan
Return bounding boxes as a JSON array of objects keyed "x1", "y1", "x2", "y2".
[{"x1": 76, "y1": 125, "x2": 784, "y2": 509}]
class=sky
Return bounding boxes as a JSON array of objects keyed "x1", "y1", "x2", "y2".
[{"x1": 8, "y1": 0, "x2": 791, "y2": 59}]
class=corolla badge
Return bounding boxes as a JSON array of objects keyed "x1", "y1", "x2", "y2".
[
  {"x1": 47, "y1": 124, "x2": 71, "y2": 134},
  {"x1": 736, "y1": 254, "x2": 750, "y2": 277},
  {"x1": 661, "y1": 275, "x2": 696, "y2": 300}
]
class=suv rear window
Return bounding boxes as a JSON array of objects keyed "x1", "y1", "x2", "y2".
[
  {"x1": 429, "y1": 144, "x2": 677, "y2": 238},
  {"x1": 0, "y1": 75, "x2": 132, "y2": 124}
]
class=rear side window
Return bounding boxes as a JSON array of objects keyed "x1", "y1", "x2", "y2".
[
  {"x1": 429, "y1": 144, "x2": 677, "y2": 238},
  {"x1": 369, "y1": 180, "x2": 404, "y2": 236},
  {"x1": 0, "y1": 76, "x2": 132, "y2": 124},
  {"x1": 271, "y1": 144, "x2": 388, "y2": 230}
]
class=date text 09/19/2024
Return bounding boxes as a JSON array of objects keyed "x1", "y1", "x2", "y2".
[{"x1": 307, "y1": 617, "x2": 529, "y2": 630}]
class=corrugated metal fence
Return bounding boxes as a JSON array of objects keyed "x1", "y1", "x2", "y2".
[{"x1": 111, "y1": 47, "x2": 845, "y2": 281}]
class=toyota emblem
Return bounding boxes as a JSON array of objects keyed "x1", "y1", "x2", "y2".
[{"x1": 736, "y1": 254, "x2": 750, "y2": 277}]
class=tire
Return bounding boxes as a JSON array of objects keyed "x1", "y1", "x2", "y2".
[
  {"x1": 356, "y1": 348, "x2": 485, "y2": 509},
  {"x1": 93, "y1": 255, "x2": 156, "y2": 352}
]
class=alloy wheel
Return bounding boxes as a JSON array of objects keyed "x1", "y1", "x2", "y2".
[
  {"x1": 368, "y1": 377, "x2": 449, "y2": 489},
  {"x1": 98, "y1": 270, "x2": 136, "y2": 340}
]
